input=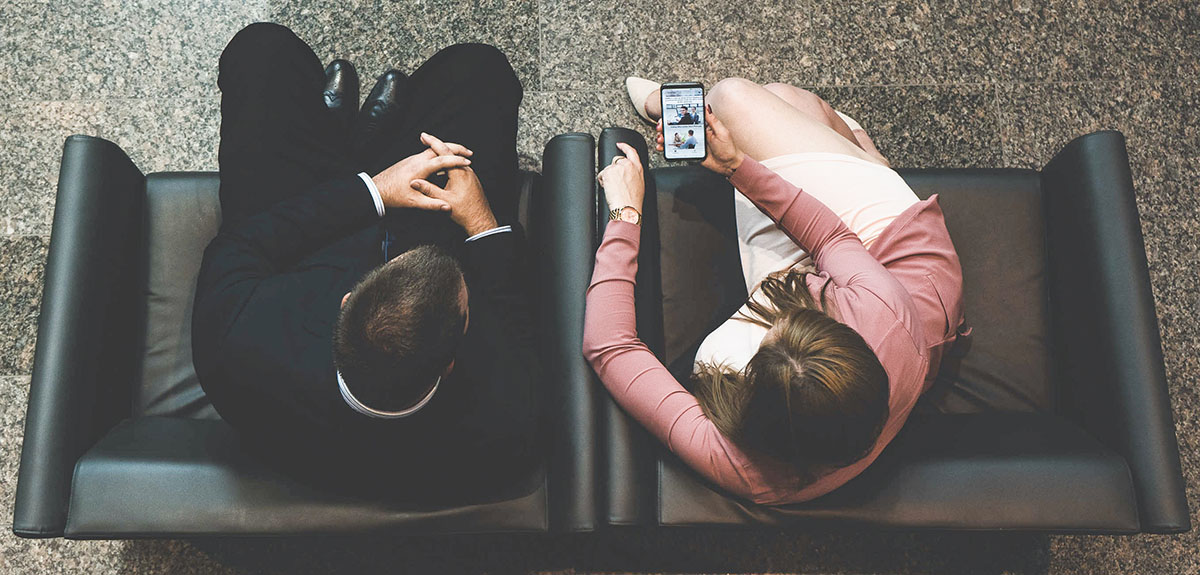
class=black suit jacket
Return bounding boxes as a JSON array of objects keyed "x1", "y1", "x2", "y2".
[
  {"x1": 673, "y1": 113, "x2": 696, "y2": 125},
  {"x1": 192, "y1": 175, "x2": 540, "y2": 498}
]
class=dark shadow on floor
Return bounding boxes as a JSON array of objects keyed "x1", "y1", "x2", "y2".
[{"x1": 125, "y1": 528, "x2": 1052, "y2": 574}]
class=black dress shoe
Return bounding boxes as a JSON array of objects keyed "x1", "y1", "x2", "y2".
[
  {"x1": 355, "y1": 69, "x2": 408, "y2": 149},
  {"x1": 323, "y1": 59, "x2": 359, "y2": 130}
]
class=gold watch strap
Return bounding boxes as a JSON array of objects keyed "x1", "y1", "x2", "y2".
[{"x1": 609, "y1": 206, "x2": 642, "y2": 225}]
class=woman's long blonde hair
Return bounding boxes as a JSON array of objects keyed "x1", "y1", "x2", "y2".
[{"x1": 693, "y1": 267, "x2": 889, "y2": 484}]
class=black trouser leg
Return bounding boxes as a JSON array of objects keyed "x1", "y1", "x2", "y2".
[
  {"x1": 217, "y1": 23, "x2": 355, "y2": 226},
  {"x1": 361, "y1": 43, "x2": 524, "y2": 254}
]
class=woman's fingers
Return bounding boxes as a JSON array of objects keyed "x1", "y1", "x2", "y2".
[
  {"x1": 706, "y1": 105, "x2": 731, "y2": 141},
  {"x1": 615, "y1": 142, "x2": 642, "y2": 170}
]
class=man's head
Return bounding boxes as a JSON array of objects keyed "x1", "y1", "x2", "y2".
[
  {"x1": 333, "y1": 245, "x2": 467, "y2": 412},
  {"x1": 680, "y1": 106, "x2": 689, "y2": 114},
  {"x1": 688, "y1": 129, "x2": 695, "y2": 136}
]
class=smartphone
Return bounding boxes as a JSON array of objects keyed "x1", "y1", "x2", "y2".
[{"x1": 660, "y1": 82, "x2": 706, "y2": 161}]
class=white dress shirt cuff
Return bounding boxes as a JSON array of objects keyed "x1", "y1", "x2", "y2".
[
  {"x1": 465, "y1": 225, "x2": 513, "y2": 243},
  {"x1": 358, "y1": 172, "x2": 385, "y2": 217}
]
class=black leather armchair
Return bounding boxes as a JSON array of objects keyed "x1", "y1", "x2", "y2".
[
  {"x1": 13, "y1": 129, "x2": 1190, "y2": 538},
  {"x1": 589, "y1": 128, "x2": 1190, "y2": 534},
  {"x1": 12, "y1": 133, "x2": 601, "y2": 538}
]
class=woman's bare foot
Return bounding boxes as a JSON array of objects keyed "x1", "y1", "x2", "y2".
[
  {"x1": 645, "y1": 89, "x2": 662, "y2": 121},
  {"x1": 625, "y1": 77, "x2": 661, "y2": 124}
]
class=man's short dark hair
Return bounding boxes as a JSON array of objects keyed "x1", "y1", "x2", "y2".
[
  {"x1": 688, "y1": 129, "x2": 694, "y2": 135},
  {"x1": 333, "y1": 245, "x2": 466, "y2": 411}
]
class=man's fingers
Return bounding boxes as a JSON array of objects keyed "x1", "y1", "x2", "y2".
[
  {"x1": 423, "y1": 132, "x2": 475, "y2": 156},
  {"x1": 420, "y1": 132, "x2": 454, "y2": 156},
  {"x1": 421, "y1": 132, "x2": 474, "y2": 158},
  {"x1": 408, "y1": 179, "x2": 453, "y2": 211},
  {"x1": 430, "y1": 154, "x2": 472, "y2": 172},
  {"x1": 445, "y1": 141, "x2": 474, "y2": 157}
]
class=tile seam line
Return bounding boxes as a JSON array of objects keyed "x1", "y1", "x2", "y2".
[
  {"x1": 8, "y1": 78, "x2": 1188, "y2": 103},
  {"x1": 536, "y1": 0, "x2": 543, "y2": 92},
  {"x1": 994, "y1": 82, "x2": 1007, "y2": 167}
]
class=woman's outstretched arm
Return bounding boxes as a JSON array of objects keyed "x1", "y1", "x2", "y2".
[{"x1": 582, "y1": 144, "x2": 757, "y2": 499}]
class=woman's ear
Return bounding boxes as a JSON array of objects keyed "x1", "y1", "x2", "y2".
[{"x1": 341, "y1": 292, "x2": 351, "y2": 308}]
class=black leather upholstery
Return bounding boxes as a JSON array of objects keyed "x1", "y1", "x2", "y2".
[
  {"x1": 14, "y1": 136, "x2": 144, "y2": 538},
  {"x1": 1042, "y1": 131, "x2": 1190, "y2": 533},
  {"x1": 540, "y1": 133, "x2": 600, "y2": 531},
  {"x1": 65, "y1": 417, "x2": 547, "y2": 537},
  {"x1": 658, "y1": 413, "x2": 1138, "y2": 531},
  {"x1": 136, "y1": 173, "x2": 222, "y2": 419}
]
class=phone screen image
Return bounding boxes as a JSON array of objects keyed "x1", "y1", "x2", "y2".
[{"x1": 661, "y1": 83, "x2": 705, "y2": 160}]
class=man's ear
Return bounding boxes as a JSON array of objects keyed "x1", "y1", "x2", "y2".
[{"x1": 341, "y1": 292, "x2": 351, "y2": 308}]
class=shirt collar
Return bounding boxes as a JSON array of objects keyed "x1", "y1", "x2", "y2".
[{"x1": 337, "y1": 371, "x2": 440, "y2": 419}]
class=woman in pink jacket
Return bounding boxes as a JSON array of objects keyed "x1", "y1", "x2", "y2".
[{"x1": 583, "y1": 79, "x2": 966, "y2": 505}]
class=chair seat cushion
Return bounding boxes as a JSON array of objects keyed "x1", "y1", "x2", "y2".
[
  {"x1": 651, "y1": 166, "x2": 1054, "y2": 413},
  {"x1": 65, "y1": 417, "x2": 548, "y2": 537},
  {"x1": 657, "y1": 412, "x2": 1138, "y2": 531}
]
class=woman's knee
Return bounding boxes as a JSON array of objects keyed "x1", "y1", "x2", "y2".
[
  {"x1": 763, "y1": 83, "x2": 829, "y2": 117},
  {"x1": 709, "y1": 77, "x2": 762, "y2": 112}
]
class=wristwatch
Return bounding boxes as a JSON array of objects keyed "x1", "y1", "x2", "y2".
[{"x1": 609, "y1": 205, "x2": 642, "y2": 225}]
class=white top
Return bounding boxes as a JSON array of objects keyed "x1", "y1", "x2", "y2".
[{"x1": 693, "y1": 152, "x2": 920, "y2": 373}]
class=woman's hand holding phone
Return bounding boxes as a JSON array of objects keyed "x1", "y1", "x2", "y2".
[
  {"x1": 597, "y1": 142, "x2": 645, "y2": 214},
  {"x1": 656, "y1": 105, "x2": 745, "y2": 177}
]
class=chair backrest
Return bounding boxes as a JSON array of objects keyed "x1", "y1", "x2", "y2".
[
  {"x1": 136, "y1": 173, "x2": 221, "y2": 418},
  {"x1": 133, "y1": 171, "x2": 539, "y2": 419},
  {"x1": 650, "y1": 166, "x2": 1054, "y2": 414}
]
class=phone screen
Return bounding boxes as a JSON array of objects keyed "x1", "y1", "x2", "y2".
[{"x1": 661, "y1": 83, "x2": 705, "y2": 160}]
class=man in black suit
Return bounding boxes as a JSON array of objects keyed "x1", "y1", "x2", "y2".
[
  {"x1": 673, "y1": 105, "x2": 696, "y2": 125},
  {"x1": 192, "y1": 23, "x2": 538, "y2": 499}
]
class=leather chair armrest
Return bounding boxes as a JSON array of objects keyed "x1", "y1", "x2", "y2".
[
  {"x1": 595, "y1": 127, "x2": 662, "y2": 526},
  {"x1": 13, "y1": 136, "x2": 145, "y2": 538},
  {"x1": 1042, "y1": 130, "x2": 1190, "y2": 533},
  {"x1": 540, "y1": 133, "x2": 599, "y2": 531}
]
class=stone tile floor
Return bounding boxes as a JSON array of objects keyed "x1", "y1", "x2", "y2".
[{"x1": 1, "y1": 0, "x2": 1197, "y2": 573}]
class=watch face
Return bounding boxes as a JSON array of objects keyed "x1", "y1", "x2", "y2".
[{"x1": 619, "y1": 207, "x2": 640, "y2": 224}]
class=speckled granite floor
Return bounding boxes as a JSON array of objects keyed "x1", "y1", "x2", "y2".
[{"x1": 1, "y1": 1, "x2": 1197, "y2": 573}]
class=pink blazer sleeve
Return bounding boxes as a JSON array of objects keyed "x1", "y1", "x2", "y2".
[{"x1": 583, "y1": 221, "x2": 760, "y2": 498}]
